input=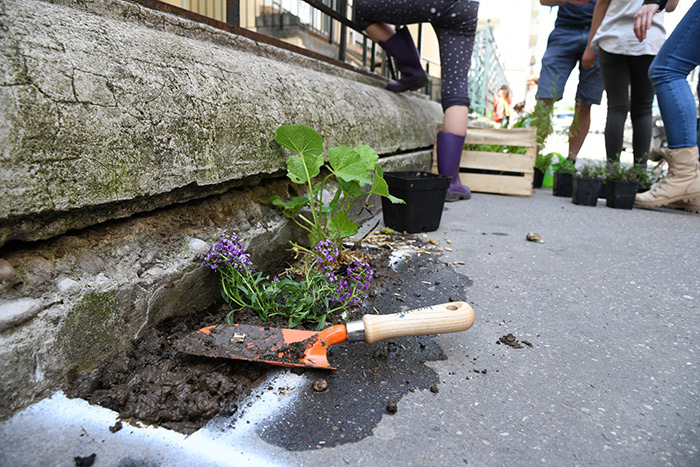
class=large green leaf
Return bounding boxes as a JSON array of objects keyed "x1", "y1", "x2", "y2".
[
  {"x1": 271, "y1": 195, "x2": 309, "y2": 217},
  {"x1": 328, "y1": 145, "x2": 373, "y2": 186},
  {"x1": 274, "y1": 125, "x2": 323, "y2": 158},
  {"x1": 328, "y1": 211, "x2": 359, "y2": 239},
  {"x1": 286, "y1": 154, "x2": 324, "y2": 184},
  {"x1": 354, "y1": 145, "x2": 379, "y2": 170},
  {"x1": 337, "y1": 178, "x2": 363, "y2": 199},
  {"x1": 275, "y1": 125, "x2": 325, "y2": 184},
  {"x1": 371, "y1": 164, "x2": 404, "y2": 204}
]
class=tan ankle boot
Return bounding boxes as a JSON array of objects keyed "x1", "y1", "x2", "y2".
[
  {"x1": 635, "y1": 146, "x2": 700, "y2": 207},
  {"x1": 667, "y1": 198, "x2": 700, "y2": 213}
]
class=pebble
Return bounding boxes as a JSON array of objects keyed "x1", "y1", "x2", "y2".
[
  {"x1": 386, "y1": 401, "x2": 398, "y2": 414},
  {"x1": 313, "y1": 379, "x2": 328, "y2": 392},
  {"x1": 57, "y1": 277, "x2": 81, "y2": 294},
  {"x1": 430, "y1": 384, "x2": 439, "y2": 393},
  {"x1": 79, "y1": 252, "x2": 105, "y2": 275},
  {"x1": 188, "y1": 238, "x2": 210, "y2": 256},
  {"x1": 0, "y1": 298, "x2": 43, "y2": 332},
  {"x1": 94, "y1": 274, "x2": 112, "y2": 288},
  {"x1": 0, "y1": 259, "x2": 16, "y2": 282},
  {"x1": 24, "y1": 256, "x2": 53, "y2": 287}
]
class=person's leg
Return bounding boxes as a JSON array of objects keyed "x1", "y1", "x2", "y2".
[
  {"x1": 629, "y1": 54, "x2": 656, "y2": 167},
  {"x1": 569, "y1": 101, "x2": 591, "y2": 161},
  {"x1": 443, "y1": 105, "x2": 469, "y2": 136},
  {"x1": 647, "y1": 2, "x2": 700, "y2": 149},
  {"x1": 598, "y1": 49, "x2": 631, "y2": 164},
  {"x1": 358, "y1": 1, "x2": 473, "y2": 93},
  {"x1": 532, "y1": 98, "x2": 555, "y2": 154},
  {"x1": 433, "y1": 2, "x2": 479, "y2": 201},
  {"x1": 573, "y1": 28, "x2": 604, "y2": 159},
  {"x1": 438, "y1": 106, "x2": 471, "y2": 201},
  {"x1": 636, "y1": 1, "x2": 700, "y2": 207},
  {"x1": 365, "y1": 23, "x2": 394, "y2": 42}
]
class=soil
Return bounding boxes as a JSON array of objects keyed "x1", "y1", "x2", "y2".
[{"x1": 66, "y1": 232, "x2": 474, "y2": 446}]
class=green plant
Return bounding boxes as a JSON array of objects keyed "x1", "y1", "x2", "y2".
[
  {"x1": 633, "y1": 164, "x2": 658, "y2": 189},
  {"x1": 464, "y1": 143, "x2": 528, "y2": 154},
  {"x1": 204, "y1": 233, "x2": 373, "y2": 329},
  {"x1": 605, "y1": 161, "x2": 638, "y2": 182},
  {"x1": 271, "y1": 125, "x2": 403, "y2": 252},
  {"x1": 576, "y1": 160, "x2": 605, "y2": 180},
  {"x1": 551, "y1": 154, "x2": 576, "y2": 174},
  {"x1": 535, "y1": 152, "x2": 557, "y2": 172}
]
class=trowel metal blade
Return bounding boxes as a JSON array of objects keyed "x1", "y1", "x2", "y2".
[{"x1": 175, "y1": 323, "x2": 334, "y2": 369}]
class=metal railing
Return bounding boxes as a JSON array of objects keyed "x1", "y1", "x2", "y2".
[
  {"x1": 139, "y1": 0, "x2": 510, "y2": 115},
  {"x1": 469, "y1": 23, "x2": 509, "y2": 117}
]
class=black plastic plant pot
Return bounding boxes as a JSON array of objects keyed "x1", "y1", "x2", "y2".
[
  {"x1": 382, "y1": 171, "x2": 451, "y2": 233},
  {"x1": 598, "y1": 182, "x2": 607, "y2": 199},
  {"x1": 533, "y1": 168, "x2": 544, "y2": 188},
  {"x1": 606, "y1": 181, "x2": 639, "y2": 209},
  {"x1": 572, "y1": 176, "x2": 602, "y2": 206},
  {"x1": 553, "y1": 172, "x2": 573, "y2": 197}
]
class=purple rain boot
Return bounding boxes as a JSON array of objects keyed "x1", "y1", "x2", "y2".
[
  {"x1": 437, "y1": 131, "x2": 471, "y2": 202},
  {"x1": 379, "y1": 27, "x2": 429, "y2": 93}
]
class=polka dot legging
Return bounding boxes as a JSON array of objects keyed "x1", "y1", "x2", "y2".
[{"x1": 355, "y1": 0, "x2": 479, "y2": 110}]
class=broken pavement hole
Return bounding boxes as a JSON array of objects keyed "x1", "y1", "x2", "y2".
[{"x1": 65, "y1": 236, "x2": 474, "y2": 448}]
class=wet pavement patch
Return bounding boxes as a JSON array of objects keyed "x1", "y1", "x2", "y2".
[{"x1": 254, "y1": 250, "x2": 473, "y2": 451}]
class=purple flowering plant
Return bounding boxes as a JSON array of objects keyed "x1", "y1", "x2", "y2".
[
  {"x1": 270, "y1": 124, "x2": 403, "y2": 255},
  {"x1": 204, "y1": 234, "x2": 374, "y2": 329}
]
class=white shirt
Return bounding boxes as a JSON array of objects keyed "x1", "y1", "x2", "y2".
[{"x1": 591, "y1": 0, "x2": 666, "y2": 56}]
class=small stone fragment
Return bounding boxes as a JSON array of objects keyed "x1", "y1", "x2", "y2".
[
  {"x1": 58, "y1": 277, "x2": 82, "y2": 294},
  {"x1": 386, "y1": 401, "x2": 398, "y2": 414},
  {"x1": 74, "y1": 453, "x2": 96, "y2": 467},
  {"x1": 526, "y1": 232, "x2": 543, "y2": 243},
  {"x1": 0, "y1": 259, "x2": 16, "y2": 282},
  {"x1": 313, "y1": 379, "x2": 328, "y2": 392},
  {"x1": 188, "y1": 238, "x2": 210, "y2": 256},
  {"x1": 109, "y1": 421, "x2": 123, "y2": 433},
  {"x1": 429, "y1": 384, "x2": 439, "y2": 393}
]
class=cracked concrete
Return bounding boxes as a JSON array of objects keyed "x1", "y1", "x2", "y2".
[
  {"x1": 0, "y1": 0, "x2": 442, "y2": 246},
  {"x1": 0, "y1": 0, "x2": 441, "y2": 421}
]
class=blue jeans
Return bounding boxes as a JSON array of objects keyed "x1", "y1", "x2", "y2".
[
  {"x1": 536, "y1": 25, "x2": 604, "y2": 105},
  {"x1": 648, "y1": 0, "x2": 700, "y2": 149}
]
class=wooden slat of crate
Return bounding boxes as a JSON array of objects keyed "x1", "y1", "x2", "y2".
[
  {"x1": 460, "y1": 150, "x2": 534, "y2": 173},
  {"x1": 432, "y1": 126, "x2": 537, "y2": 197},
  {"x1": 463, "y1": 127, "x2": 537, "y2": 147},
  {"x1": 458, "y1": 173, "x2": 534, "y2": 197}
]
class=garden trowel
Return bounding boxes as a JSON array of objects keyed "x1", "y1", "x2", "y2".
[{"x1": 175, "y1": 301, "x2": 474, "y2": 370}]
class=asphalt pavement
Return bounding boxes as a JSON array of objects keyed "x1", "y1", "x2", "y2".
[{"x1": 2, "y1": 186, "x2": 699, "y2": 466}]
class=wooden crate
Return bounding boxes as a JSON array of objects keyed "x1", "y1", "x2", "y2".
[{"x1": 433, "y1": 126, "x2": 537, "y2": 197}]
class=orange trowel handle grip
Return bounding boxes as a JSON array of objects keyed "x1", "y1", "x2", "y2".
[{"x1": 361, "y1": 301, "x2": 474, "y2": 344}]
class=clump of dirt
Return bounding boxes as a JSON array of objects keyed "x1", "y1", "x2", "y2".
[
  {"x1": 497, "y1": 333, "x2": 533, "y2": 349},
  {"x1": 74, "y1": 453, "x2": 96, "y2": 466},
  {"x1": 66, "y1": 310, "x2": 267, "y2": 434}
]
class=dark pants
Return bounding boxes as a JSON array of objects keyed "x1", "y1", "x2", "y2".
[{"x1": 599, "y1": 49, "x2": 655, "y2": 166}]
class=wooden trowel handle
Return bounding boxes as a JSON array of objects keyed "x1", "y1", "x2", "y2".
[{"x1": 362, "y1": 301, "x2": 474, "y2": 344}]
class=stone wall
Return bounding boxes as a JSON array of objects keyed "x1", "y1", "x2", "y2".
[{"x1": 0, "y1": 0, "x2": 442, "y2": 418}]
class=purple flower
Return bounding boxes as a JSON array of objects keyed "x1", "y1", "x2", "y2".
[
  {"x1": 331, "y1": 262, "x2": 373, "y2": 307},
  {"x1": 203, "y1": 232, "x2": 253, "y2": 273},
  {"x1": 310, "y1": 239, "x2": 339, "y2": 271}
]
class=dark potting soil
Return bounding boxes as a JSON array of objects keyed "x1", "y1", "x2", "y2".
[{"x1": 66, "y1": 234, "x2": 474, "y2": 444}]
